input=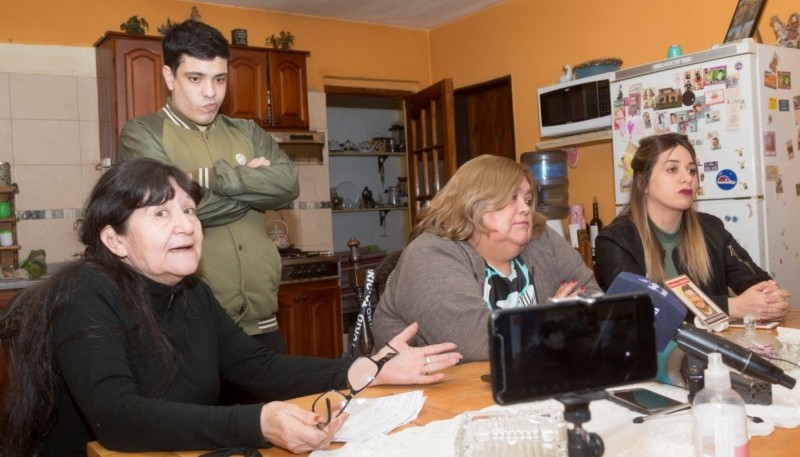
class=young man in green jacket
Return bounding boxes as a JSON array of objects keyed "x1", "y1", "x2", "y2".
[{"x1": 119, "y1": 20, "x2": 298, "y2": 355}]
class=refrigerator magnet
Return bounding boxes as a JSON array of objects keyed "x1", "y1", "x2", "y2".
[
  {"x1": 765, "y1": 165, "x2": 780, "y2": 181},
  {"x1": 764, "y1": 132, "x2": 777, "y2": 156},
  {"x1": 786, "y1": 140, "x2": 795, "y2": 160},
  {"x1": 682, "y1": 90, "x2": 696, "y2": 106},
  {"x1": 716, "y1": 169, "x2": 737, "y2": 190},
  {"x1": 704, "y1": 161, "x2": 719, "y2": 172},
  {"x1": 765, "y1": 72, "x2": 778, "y2": 89},
  {"x1": 779, "y1": 99, "x2": 790, "y2": 111}
]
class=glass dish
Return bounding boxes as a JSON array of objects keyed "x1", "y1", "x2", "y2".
[{"x1": 455, "y1": 408, "x2": 568, "y2": 457}]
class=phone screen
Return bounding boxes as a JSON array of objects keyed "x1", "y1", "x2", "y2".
[
  {"x1": 489, "y1": 293, "x2": 656, "y2": 405},
  {"x1": 609, "y1": 388, "x2": 683, "y2": 413}
]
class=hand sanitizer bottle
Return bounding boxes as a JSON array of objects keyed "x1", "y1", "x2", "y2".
[{"x1": 692, "y1": 352, "x2": 749, "y2": 457}]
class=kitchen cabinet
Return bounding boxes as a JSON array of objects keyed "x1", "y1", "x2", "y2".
[
  {"x1": 0, "y1": 287, "x2": 22, "y2": 398},
  {"x1": 224, "y1": 46, "x2": 310, "y2": 130},
  {"x1": 94, "y1": 32, "x2": 310, "y2": 162},
  {"x1": 95, "y1": 32, "x2": 169, "y2": 163},
  {"x1": 277, "y1": 279, "x2": 343, "y2": 358},
  {"x1": 0, "y1": 185, "x2": 20, "y2": 272},
  {"x1": 267, "y1": 50, "x2": 310, "y2": 129}
]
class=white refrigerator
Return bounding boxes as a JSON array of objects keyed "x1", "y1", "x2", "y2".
[{"x1": 610, "y1": 41, "x2": 800, "y2": 298}]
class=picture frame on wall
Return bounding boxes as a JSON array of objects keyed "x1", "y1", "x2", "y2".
[{"x1": 723, "y1": 0, "x2": 767, "y2": 43}]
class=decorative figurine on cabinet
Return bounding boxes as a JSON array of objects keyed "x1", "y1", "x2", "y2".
[
  {"x1": 770, "y1": 13, "x2": 800, "y2": 48},
  {"x1": 558, "y1": 64, "x2": 573, "y2": 83},
  {"x1": 361, "y1": 187, "x2": 376, "y2": 208}
]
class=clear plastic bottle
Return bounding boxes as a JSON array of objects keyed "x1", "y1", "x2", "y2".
[{"x1": 692, "y1": 352, "x2": 749, "y2": 457}]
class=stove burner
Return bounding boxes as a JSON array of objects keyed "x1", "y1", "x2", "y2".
[
  {"x1": 279, "y1": 248, "x2": 327, "y2": 259},
  {"x1": 280, "y1": 250, "x2": 339, "y2": 284}
]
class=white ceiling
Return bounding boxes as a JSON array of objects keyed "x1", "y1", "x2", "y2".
[{"x1": 204, "y1": 0, "x2": 507, "y2": 29}]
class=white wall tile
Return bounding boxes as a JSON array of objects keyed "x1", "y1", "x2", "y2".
[
  {"x1": 0, "y1": 120, "x2": 11, "y2": 163},
  {"x1": 297, "y1": 164, "x2": 331, "y2": 202},
  {"x1": 77, "y1": 77, "x2": 99, "y2": 121},
  {"x1": 308, "y1": 90, "x2": 327, "y2": 131},
  {"x1": 79, "y1": 120, "x2": 101, "y2": 165},
  {"x1": 18, "y1": 218, "x2": 83, "y2": 264},
  {"x1": 81, "y1": 164, "x2": 103, "y2": 203},
  {"x1": 10, "y1": 74, "x2": 79, "y2": 120},
  {"x1": 14, "y1": 164, "x2": 85, "y2": 209},
  {"x1": 0, "y1": 44, "x2": 95, "y2": 78},
  {"x1": 12, "y1": 119, "x2": 81, "y2": 165},
  {"x1": 0, "y1": 73, "x2": 9, "y2": 119}
]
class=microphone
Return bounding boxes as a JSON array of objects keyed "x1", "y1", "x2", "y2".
[
  {"x1": 675, "y1": 323, "x2": 796, "y2": 389},
  {"x1": 607, "y1": 272, "x2": 688, "y2": 352},
  {"x1": 607, "y1": 272, "x2": 796, "y2": 389}
]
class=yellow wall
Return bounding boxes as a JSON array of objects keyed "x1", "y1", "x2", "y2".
[
  {"x1": 2, "y1": 0, "x2": 796, "y2": 223},
  {"x1": 0, "y1": 0, "x2": 432, "y2": 91},
  {"x1": 430, "y1": 0, "x2": 798, "y2": 223}
]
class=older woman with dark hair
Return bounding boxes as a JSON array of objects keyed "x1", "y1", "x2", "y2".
[
  {"x1": 0, "y1": 158, "x2": 461, "y2": 457},
  {"x1": 372, "y1": 154, "x2": 600, "y2": 362},
  {"x1": 595, "y1": 133, "x2": 790, "y2": 320}
]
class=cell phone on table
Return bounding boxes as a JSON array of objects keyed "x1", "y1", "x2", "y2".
[{"x1": 607, "y1": 387, "x2": 684, "y2": 415}]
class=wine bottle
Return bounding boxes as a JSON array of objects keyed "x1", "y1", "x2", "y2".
[{"x1": 588, "y1": 197, "x2": 603, "y2": 261}]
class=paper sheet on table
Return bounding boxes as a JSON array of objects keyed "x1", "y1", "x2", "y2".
[{"x1": 333, "y1": 390, "x2": 426, "y2": 442}]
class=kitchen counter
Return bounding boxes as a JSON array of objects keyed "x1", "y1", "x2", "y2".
[
  {"x1": 0, "y1": 261, "x2": 67, "y2": 291},
  {"x1": 0, "y1": 277, "x2": 44, "y2": 290}
]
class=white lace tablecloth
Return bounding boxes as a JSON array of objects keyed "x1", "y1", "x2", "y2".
[{"x1": 311, "y1": 369, "x2": 800, "y2": 457}]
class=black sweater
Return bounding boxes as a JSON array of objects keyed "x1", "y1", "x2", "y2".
[
  {"x1": 42, "y1": 266, "x2": 350, "y2": 456},
  {"x1": 595, "y1": 212, "x2": 771, "y2": 313}
]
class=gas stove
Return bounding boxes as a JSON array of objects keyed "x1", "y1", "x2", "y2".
[{"x1": 279, "y1": 248, "x2": 340, "y2": 284}]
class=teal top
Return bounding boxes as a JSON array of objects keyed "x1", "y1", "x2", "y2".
[
  {"x1": 654, "y1": 221, "x2": 682, "y2": 385},
  {"x1": 654, "y1": 221, "x2": 681, "y2": 280}
]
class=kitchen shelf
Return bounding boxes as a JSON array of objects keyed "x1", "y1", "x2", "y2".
[
  {"x1": 535, "y1": 128, "x2": 612, "y2": 150},
  {"x1": 0, "y1": 184, "x2": 19, "y2": 271},
  {"x1": 329, "y1": 152, "x2": 406, "y2": 158},
  {"x1": 332, "y1": 206, "x2": 409, "y2": 213}
]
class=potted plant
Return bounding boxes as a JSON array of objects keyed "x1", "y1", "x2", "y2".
[
  {"x1": 266, "y1": 31, "x2": 296, "y2": 50},
  {"x1": 120, "y1": 16, "x2": 149, "y2": 35}
]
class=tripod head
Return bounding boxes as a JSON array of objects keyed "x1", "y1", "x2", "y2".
[{"x1": 557, "y1": 391, "x2": 608, "y2": 457}]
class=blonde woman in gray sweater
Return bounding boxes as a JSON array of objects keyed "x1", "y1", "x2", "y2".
[{"x1": 373, "y1": 155, "x2": 601, "y2": 362}]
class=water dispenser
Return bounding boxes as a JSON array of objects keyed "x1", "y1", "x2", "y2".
[{"x1": 520, "y1": 150, "x2": 569, "y2": 220}]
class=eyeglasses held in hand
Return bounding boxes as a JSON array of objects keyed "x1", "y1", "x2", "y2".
[{"x1": 312, "y1": 344, "x2": 399, "y2": 428}]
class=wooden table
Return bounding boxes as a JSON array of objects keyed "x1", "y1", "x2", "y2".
[{"x1": 89, "y1": 310, "x2": 800, "y2": 457}]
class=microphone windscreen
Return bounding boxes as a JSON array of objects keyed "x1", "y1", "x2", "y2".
[{"x1": 607, "y1": 272, "x2": 688, "y2": 351}]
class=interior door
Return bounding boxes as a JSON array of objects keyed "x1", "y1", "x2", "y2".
[{"x1": 404, "y1": 79, "x2": 457, "y2": 222}]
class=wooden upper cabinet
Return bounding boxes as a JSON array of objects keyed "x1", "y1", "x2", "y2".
[
  {"x1": 221, "y1": 46, "x2": 269, "y2": 125},
  {"x1": 95, "y1": 32, "x2": 168, "y2": 162},
  {"x1": 268, "y1": 50, "x2": 310, "y2": 129},
  {"x1": 94, "y1": 32, "x2": 311, "y2": 163}
]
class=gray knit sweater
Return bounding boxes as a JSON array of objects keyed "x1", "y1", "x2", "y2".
[{"x1": 372, "y1": 228, "x2": 601, "y2": 362}]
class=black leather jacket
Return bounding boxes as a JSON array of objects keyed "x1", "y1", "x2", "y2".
[{"x1": 595, "y1": 212, "x2": 770, "y2": 313}]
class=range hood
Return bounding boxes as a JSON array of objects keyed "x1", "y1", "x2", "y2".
[{"x1": 268, "y1": 130, "x2": 325, "y2": 163}]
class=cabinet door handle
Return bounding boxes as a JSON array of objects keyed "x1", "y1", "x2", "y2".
[{"x1": 294, "y1": 293, "x2": 308, "y2": 302}]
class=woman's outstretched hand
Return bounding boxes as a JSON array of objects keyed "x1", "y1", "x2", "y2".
[{"x1": 373, "y1": 322, "x2": 463, "y2": 385}]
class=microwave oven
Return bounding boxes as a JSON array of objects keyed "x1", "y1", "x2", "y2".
[{"x1": 537, "y1": 72, "x2": 613, "y2": 138}]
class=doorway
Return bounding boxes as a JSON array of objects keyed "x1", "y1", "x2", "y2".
[{"x1": 454, "y1": 75, "x2": 515, "y2": 166}]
